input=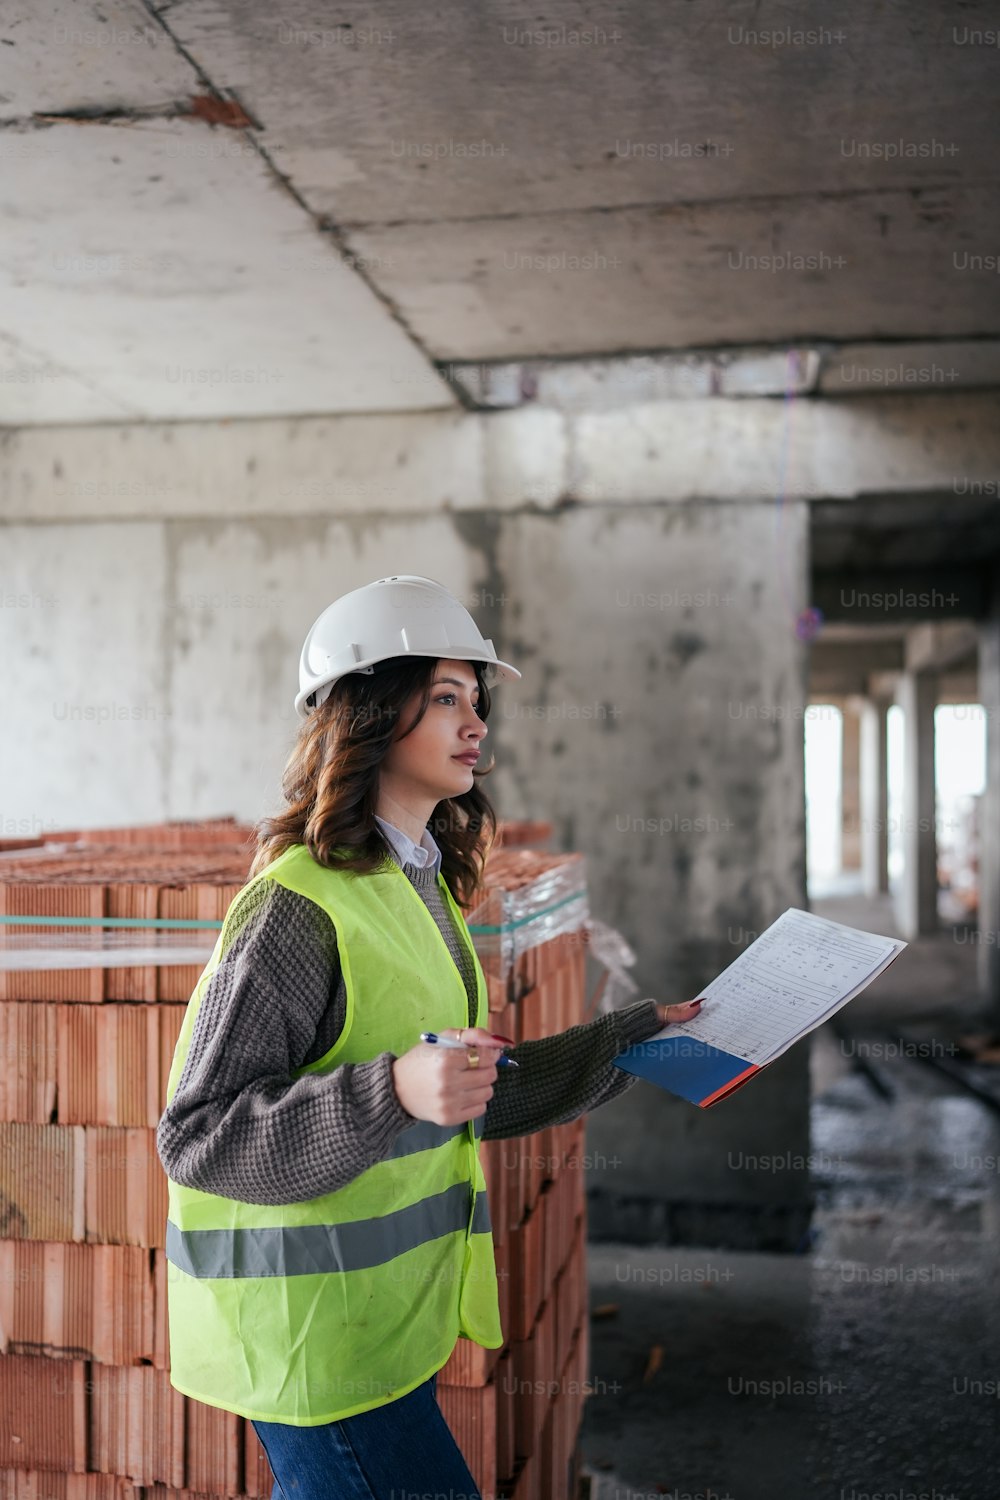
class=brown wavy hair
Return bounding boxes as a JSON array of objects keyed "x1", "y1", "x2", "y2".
[{"x1": 249, "y1": 656, "x2": 498, "y2": 908}]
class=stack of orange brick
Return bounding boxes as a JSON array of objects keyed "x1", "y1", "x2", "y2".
[
  {"x1": 0, "y1": 822, "x2": 593, "y2": 1500},
  {"x1": 0, "y1": 816, "x2": 550, "y2": 858},
  {"x1": 0, "y1": 825, "x2": 254, "y2": 1494},
  {"x1": 437, "y1": 851, "x2": 594, "y2": 1500}
]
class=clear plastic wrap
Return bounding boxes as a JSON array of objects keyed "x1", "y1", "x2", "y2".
[
  {"x1": 465, "y1": 853, "x2": 642, "y2": 1017},
  {"x1": 582, "y1": 915, "x2": 641, "y2": 1015},
  {"x1": 466, "y1": 855, "x2": 590, "y2": 979}
]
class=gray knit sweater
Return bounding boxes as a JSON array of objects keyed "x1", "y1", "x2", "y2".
[{"x1": 155, "y1": 856, "x2": 664, "y2": 1206}]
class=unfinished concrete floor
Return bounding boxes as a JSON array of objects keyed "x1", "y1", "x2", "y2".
[{"x1": 579, "y1": 893, "x2": 1000, "y2": 1500}]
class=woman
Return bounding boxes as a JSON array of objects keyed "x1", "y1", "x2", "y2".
[{"x1": 156, "y1": 574, "x2": 703, "y2": 1500}]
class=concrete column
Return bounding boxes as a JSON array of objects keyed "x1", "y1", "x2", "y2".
[
  {"x1": 978, "y1": 616, "x2": 1000, "y2": 1018},
  {"x1": 496, "y1": 499, "x2": 812, "y2": 1252},
  {"x1": 895, "y1": 669, "x2": 939, "y2": 938},
  {"x1": 840, "y1": 699, "x2": 862, "y2": 872},
  {"x1": 860, "y1": 698, "x2": 889, "y2": 896}
]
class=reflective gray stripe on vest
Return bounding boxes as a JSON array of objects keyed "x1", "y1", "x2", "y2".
[
  {"x1": 390, "y1": 1115, "x2": 483, "y2": 1160},
  {"x1": 167, "y1": 1182, "x2": 493, "y2": 1280}
]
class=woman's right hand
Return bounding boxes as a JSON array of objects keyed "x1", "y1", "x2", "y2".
[{"x1": 391, "y1": 1027, "x2": 505, "y2": 1126}]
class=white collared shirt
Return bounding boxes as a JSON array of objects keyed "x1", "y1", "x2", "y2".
[{"x1": 374, "y1": 814, "x2": 443, "y2": 878}]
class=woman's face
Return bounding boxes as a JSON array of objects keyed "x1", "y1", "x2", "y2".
[{"x1": 380, "y1": 659, "x2": 488, "y2": 804}]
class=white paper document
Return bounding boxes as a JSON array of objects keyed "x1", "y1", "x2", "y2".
[{"x1": 651, "y1": 907, "x2": 907, "y2": 1067}]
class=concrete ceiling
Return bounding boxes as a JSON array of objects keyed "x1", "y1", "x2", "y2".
[
  {"x1": 812, "y1": 492, "x2": 1000, "y2": 572},
  {"x1": 809, "y1": 490, "x2": 1000, "y2": 631},
  {"x1": 809, "y1": 620, "x2": 982, "y2": 699},
  {"x1": 2, "y1": 0, "x2": 999, "y2": 424}
]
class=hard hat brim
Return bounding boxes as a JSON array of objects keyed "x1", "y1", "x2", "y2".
[{"x1": 295, "y1": 651, "x2": 521, "y2": 719}]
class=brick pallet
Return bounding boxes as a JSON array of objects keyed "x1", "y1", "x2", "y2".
[{"x1": 0, "y1": 819, "x2": 593, "y2": 1500}]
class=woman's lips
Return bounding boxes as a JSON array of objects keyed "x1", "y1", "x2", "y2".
[{"x1": 453, "y1": 753, "x2": 480, "y2": 764}]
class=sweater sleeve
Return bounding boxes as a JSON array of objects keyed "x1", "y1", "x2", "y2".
[
  {"x1": 155, "y1": 880, "x2": 417, "y2": 1206},
  {"x1": 481, "y1": 998, "x2": 665, "y2": 1140}
]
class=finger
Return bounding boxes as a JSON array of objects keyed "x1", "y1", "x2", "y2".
[
  {"x1": 456, "y1": 1091, "x2": 495, "y2": 1114},
  {"x1": 433, "y1": 1027, "x2": 506, "y2": 1054},
  {"x1": 663, "y1": 998, "x2": 706, "y2": 1023},
  {"x1": 452, "y1": 1068, "x2": 497, "y2": 1097},
  {"x1": 438, "y1": 1045, "x2": 496, "y2": 1074},
  {"x1": 454, "y1": 1065, "x2": 498, "y2": 1094},
  {"x1": 458, "y1": 1026, "x2": 509, "y2": 1052}
]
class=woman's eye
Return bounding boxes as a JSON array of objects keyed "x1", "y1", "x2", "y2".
[{"x1": 436, "y1": 694, "x2": 480, "y2": 710}]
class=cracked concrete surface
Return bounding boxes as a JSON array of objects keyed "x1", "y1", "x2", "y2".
[
  {"x1": 3, "y1": 0, "x2": 1000, "y2": 421},
  {"x1": 580, "y1": 1036, "x2": 1000, "y2": 1500}
]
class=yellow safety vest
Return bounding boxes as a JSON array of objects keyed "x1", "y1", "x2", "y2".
[{"x1": 163, "y1": 842, "x2": 503, "y2": 1425}]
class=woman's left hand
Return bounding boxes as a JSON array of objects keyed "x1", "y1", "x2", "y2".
[{"x1": 655, "y1": 998, "x2": 706, "y2": 1026}]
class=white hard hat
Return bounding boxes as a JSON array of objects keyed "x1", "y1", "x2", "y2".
[{"x1": 295, "y1": 574, "x2": 522, "y2": 719}]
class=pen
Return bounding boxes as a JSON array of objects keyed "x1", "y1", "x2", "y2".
[{"x1": 420, "y1": 1031, "x2": 519, "y2": 1068}]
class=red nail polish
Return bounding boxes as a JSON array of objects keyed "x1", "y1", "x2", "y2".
[{"x1": 490, "y1": 1033, "x2": 516, "y2": 1045}]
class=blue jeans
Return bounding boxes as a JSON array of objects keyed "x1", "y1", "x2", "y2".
[{"x1": 251, "y1": 1372, "x2": 482, "y2": 1500}]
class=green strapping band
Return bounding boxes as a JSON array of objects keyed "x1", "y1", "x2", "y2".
[
  {"x1": 0, "y1": 887, "x2": 586, "y2": 935},
  {"x1": 467, "y1": 889, "x2": 586, "y2": 935},
  {"x1": 0, "y1": 914, "x2": 224, "y2": 930}
]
